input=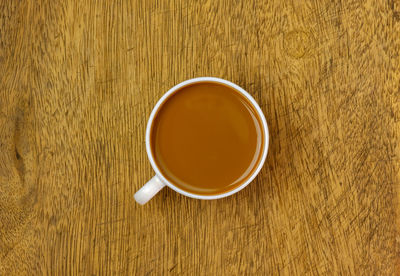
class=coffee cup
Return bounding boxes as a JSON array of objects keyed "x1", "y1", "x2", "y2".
[{"x1": 134, "y1": 77, "x2": 269, "y2": 204}]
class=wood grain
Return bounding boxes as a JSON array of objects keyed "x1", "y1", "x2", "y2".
[{"x1": 1, "y1": 0, "x2": 399, "y2": 275}]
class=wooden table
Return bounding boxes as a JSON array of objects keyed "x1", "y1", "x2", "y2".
[{"x1": 1, "y1": 1, "x2": 399, "y2": 275}]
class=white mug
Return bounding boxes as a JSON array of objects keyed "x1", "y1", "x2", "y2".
[{"x1": 134, "y1": 77, "x2": 269, "y2": 204}]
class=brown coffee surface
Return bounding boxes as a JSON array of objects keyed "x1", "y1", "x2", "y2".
[{"x1": 150, "y1": 82, "x2": 264, "y2": 195}]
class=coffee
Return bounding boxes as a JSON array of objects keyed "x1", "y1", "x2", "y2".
[{"x1": 150, "y1": 82, "x2": 264, "y2": 195}]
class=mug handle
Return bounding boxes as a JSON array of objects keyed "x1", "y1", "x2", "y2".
[{"x1": 134, "y1": 175, "x2": 166, "y2": 205}]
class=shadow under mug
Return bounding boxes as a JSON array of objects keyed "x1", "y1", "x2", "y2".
[{"x1": 134, "y1": 77, "x2": 269, "y2": 205}]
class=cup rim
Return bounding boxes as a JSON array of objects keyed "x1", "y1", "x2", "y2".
[{"x1": 145, "y1": 77, "x2": 269, "y2": 200}]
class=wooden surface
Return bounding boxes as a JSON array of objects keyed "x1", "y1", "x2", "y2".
[{"x1": 1, "y1": 0, "x2": 400, "y2": 275}]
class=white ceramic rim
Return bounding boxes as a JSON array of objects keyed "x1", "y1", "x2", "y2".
[{"x1": 145, "y1": 77, "x2": 269, "y2": 200}]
